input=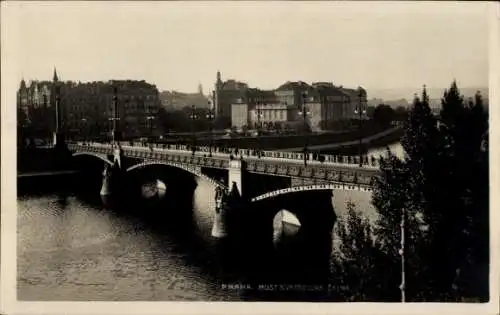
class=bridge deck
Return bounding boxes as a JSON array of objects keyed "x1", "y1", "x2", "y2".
[
  {"x1": 69, "y1": 143, "x2": 380, "y2": 190},
  {"x1": 74, "y1": 143, "x2": 380, "y2": 171}
]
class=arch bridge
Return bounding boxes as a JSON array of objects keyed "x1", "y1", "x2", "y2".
[
  {"x1": 72, "y1": 152, "x2": 113, "y2": 165},
  {"x1": 68, "y1": 142, "x2": 380, "y2": 196},
  {"x1": 125, "y1": 160, "x2": 227, "y2": 189},
  {"x1": 67, "y1": 142, "x2": 381, "y2": 238}
]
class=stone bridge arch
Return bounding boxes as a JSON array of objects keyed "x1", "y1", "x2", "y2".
[
  {"x1": 250, "y1": 183, "x2": 373, "y2": 203},
  {"x1": 125, "y1": 160, "x2": 227, "y2": 189},
  {"x1": 243, "y1": 184, "x2": 339, "y2": 249},
  {"x1": 72, "y1": 152, "x2": 113, "y2": 165}
]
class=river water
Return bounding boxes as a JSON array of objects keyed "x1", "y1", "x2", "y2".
[{"x1": 17, "y1": 143, "x2": 403, "y2": 301}]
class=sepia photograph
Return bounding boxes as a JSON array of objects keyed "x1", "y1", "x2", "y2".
[{"x1": 1, "y1": 1, "x2": 499, "y2": 315}]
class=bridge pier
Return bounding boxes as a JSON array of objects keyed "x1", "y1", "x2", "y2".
[
  {"x1": 211, "y1": 159, "x2": 245, "y2": 239},
  {"x1": 100, "y1": 164, "x2": 112, "y2": 196},
  {"x1": 100, "y1": 146, "x2": 123, "y2": 196},
  {"x1": 228, "y1": 159, "x2": 243, "y2": 197}
]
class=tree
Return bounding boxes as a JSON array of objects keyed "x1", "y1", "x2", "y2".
[
  {"x1": 366, "y1": 106, "x2": 376, "y2": 119},
  {"x1": 157, "y1": 108, "x2": 191, "y2": 132},
  {"x1": 372, "y1": 104, "x2": 396, "y2": 128},
  {"x1": 213, "y1": 116, "x2": 231, "y2": 130},
  {"x1": 369, "y1": 83, "x2": 489, "y2": 301},
  {"x1": 331, "y1": 201, "x2": 390, "y2": 301},
  {"x1": 371, "y1": 148, "x2": 428, "y2": 301},
  {"x1": 376, "y1": 87, "x2": 453, "y2": 300},
  {"x1": 330, "y1": 83, "x2": 489, "y2": 302},
  {"x1": 433, "y1": 84, "x2": 489, "y2": 300},
  {"x1": 394, "y1": 106, "x2": 408, "y2": 122}
]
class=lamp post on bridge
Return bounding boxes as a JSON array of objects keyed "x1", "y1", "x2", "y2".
[
  {"x1": 354, "y1": 89, "x2": 366, "y2": 167},
  {"x1": 81, "y1": 118, "x2": 88, "y2": 141},
  {"x1": 145, "y1": 114, "x2": 155, "y2": 141},
  {"x1": 189, "y1": 104, "x2": 197, "y2": 156},
  {"x1": 108, "y1": 117, "x2": 121, "y2": 143},
  {"x1": 298, "y1": 91, "x2": 310, "y2": 167},
  {"x1": 206, "y1": 100, "x2": 215, "y2": 157},
  {"x1": 256, "y1": 100, "x2": 264, "y2": 156},
  {"x1": 108, "y1": 86, "x2": 121, "y2": 144}
]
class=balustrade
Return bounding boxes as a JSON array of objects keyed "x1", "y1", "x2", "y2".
[{"x1": 70, "y1": 141, "x2": 382, "y2": 169}]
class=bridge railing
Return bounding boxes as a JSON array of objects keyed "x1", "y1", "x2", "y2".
[{"x1": 70, "y1": 141, "x2": 384, "y2": 169}]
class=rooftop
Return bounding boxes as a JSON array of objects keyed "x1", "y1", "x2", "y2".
[{"x1": 276, "y1": 81, "x2": 311, "y2": 91}]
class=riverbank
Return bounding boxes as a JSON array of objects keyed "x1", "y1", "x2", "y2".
[
  {"x1": 154, "y1": 125, "x2": 400, "y2": 150},
  {"x1": 17, "y1": 146, "x2": 74, "y2": 173},
  {"x1": 17, "y1": 170, "x2": 79, "y2": 178}
]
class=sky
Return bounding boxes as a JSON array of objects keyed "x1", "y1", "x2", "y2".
[{"x1": 1, "y1": 1, "x2": 492, "y2": 98}]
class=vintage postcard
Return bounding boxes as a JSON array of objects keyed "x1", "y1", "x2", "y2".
[{"x1": 1, "y1": 1, "x2": 499, "y2": 315}]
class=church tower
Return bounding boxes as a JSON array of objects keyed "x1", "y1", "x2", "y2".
[
  {"x1": 18, "y1": 78, "x2": 27, "y2": 108},
  {"x1": 20, "y1": 78, "x2": 27, "y2": 90},
  {"x1": 53, "y1": 67, "x2": 59, "y2": 82},
  {"x1": 214, "y1": 70, "x2": 223, "y2": 117}
]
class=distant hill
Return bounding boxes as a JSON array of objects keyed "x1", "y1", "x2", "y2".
[
  {"x1": 367, "y1": 98, "x2": 410, "y2": 108},
  {"x1": 368, "y1": 87, "x2": 488, "y2": 101},
  {"x1": 367, "y1": 87, "x2": 489, "y2": 111}
]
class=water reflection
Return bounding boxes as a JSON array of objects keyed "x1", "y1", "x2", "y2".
[
  {"x1": 17, "y1": 171, "x2": 373, "y2": 301},
  {"x1": 273, "y1": 210, "x2": 301, "y2": 242}
]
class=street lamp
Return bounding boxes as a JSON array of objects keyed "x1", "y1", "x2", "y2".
[
  {"x1": 298, "y1": 91, "x2": 310, "y2": 167},
  {"x1": 189, "y1": 104, "x2": 197, "y2": 156},
  {"x1": 145, "y1": 115, "x2": 155, "y2": 141},
  {"x1": 256, "y1": 101, "x2": 264, "y2": 156},
  {"x1": 206, "y1": 100, "x2": 215, "y2": 157},
  {"x1": 108, "y1": 86, "x2": 120, "y2": 144},
  {"x1": 81, "y1": 118, "x2": 87, "y2": 141},
  {"x1": 354, "y1": 90, "x2": 367, "y2": 167},
  {"x1": 108, "y1": 116, "x2": 121, "y2": 144}
]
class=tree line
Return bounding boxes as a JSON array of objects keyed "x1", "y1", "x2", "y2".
[{"x1": 331, "y1": 81, "x2": 489, "y2": 302}]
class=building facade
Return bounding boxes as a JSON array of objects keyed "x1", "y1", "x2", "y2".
[
  {"x1": 338, "y1": 86, "x2": 367, "y2": 120},
  {"x1": 17, "y1": 69, "x2": 60, "y2": 140},
  {"x1": 60, "y1": 80, "x2": 163, "y2": 139},
  {"x1": 274, "y1": 81, "x2": 311, "y2": 108},
  {"x1": 231, "y1": 103, "x2": 250, "y2": 130},
  {"x1": 230, "y1": 87, "x2": 299, "y2": 130},
  {"x1": 224, "y1": 76, "x2": 368, "y2": 131},
  {"x1": 17, "y1": 69, "x2": 163, "y2": 140},
  {"x1": 304, "y1": 82, "x2": 355, "y2": 130},
  {"x1": 249, "y1": 103, "x2": 297, "y2": 128},
  {"x1": 214, "y1": 71, "x2": 248, "y2": 119}
]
